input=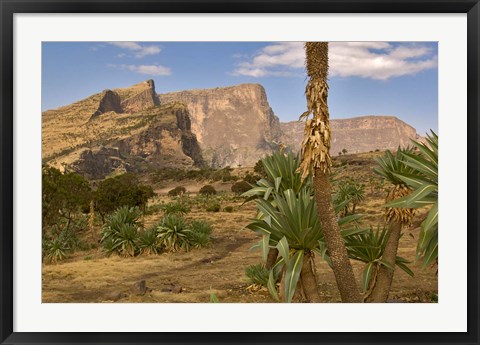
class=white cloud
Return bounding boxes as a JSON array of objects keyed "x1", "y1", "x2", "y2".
[
  {"x1": 232, "y1": 42, "x2": 437, "y2": 80},
  {"x1": 108, "y1": 64, "x2": 171, "y2": 76},
  {"x1": 108, "y1": 42, "x2": 161, "y2": 58}
]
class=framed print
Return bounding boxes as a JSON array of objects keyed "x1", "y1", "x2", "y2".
[{"x1": 1, "y1": 0, "x2": 479, "y2": 344}]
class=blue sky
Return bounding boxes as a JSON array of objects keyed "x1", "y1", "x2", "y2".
[{"x1": 42, "y1": 41, "x2": 438, "y2": 134}]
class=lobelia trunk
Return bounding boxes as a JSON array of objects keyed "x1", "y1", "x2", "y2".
[
  {"x1": 300, "y1": 252, "x2": 321, "y2": 302},
  {"x1": 313, "y1": 170, "x2": 362, "y2": 303},
  {"x1": 365, "y1": 221, "x2": 402, "y2": 302}
]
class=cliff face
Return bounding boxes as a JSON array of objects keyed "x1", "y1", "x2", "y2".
[
  {"x1": 43, "y1": 80, "x2": 422, "y2": 178},
  {"x1": 281, "y1": 115, "x2": 420, "y2": 156},
  {"x1": 160, "y1": 84, "x2": 282, "y2": 167},
  {"x1": 42, "y1": 81, "x2": 203, "y2": 179}
]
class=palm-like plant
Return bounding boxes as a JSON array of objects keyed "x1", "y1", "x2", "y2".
[
  {"x1": 359, "y1": 147, "x2": 417, "y2": 302},
  {"x1": 156, "y1": 214, "x2": 193, "y2": 252},
  {"x1": 101, "y1": 206, "x2": 142, "y2": 257},
  {"x1": 246, "y1": 188, "x2": 365, "y2": 302},
  {"x1": 246, "y1": 188, "x2": 323, "y2": 302},
  {"x1": 296, "y1": 42, "x2": 361, "y2": 302},
  {"x1": 384, "y1": 132, "x2": 438, "y2": 267},
  {"x1": 334, "y1": 178, "x2": 366, "y2": 215},
  {"x1": 344, "y1": 226, "x2": 413, "y2": 294},
  {"x1": 242, "y1": 151, "x2": 312, "y2": 269},
  {"x1": 137, "y1": 228, "x2": 162, "y2": 255}
]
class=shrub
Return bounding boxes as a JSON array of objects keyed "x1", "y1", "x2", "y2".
[
  {"x1": 101, "y1": 206, "x2": 142, "y2": 257},
  {"x1": 43, "y1": 236, "x2": 69, "y2": 264},
  {"x1": 245, "y1": 264, "x2": 271, "y2": 287},
  {"x1": 188, "y1": 220, "x2": 213, "y2": 248},
  {"x1": 42, "y1": 222, "x2": 87, "y2": 264},
  {"x1": 190, "y1": 220, "x2": 213, "y2": 236},
  {"x1": 161, "y1": 202, "x2": 190, "y2": 216},
  {"x1": 199, "y1": 185, "x2": 217, "y2": 195},
  {"x1": 42, "y1": 166, "x2": 92, "y2": 230},
  {"x1": 156, "y1": 214, "x2": 192, "y2": 252},
  {"x1": 168, "y1": 186, "x2": 187, "y2": 197},
  {"x1": 243, "y1": 173, "x2": 261, "y2": 184},
  {"x1": 206, "y1": 202, "x2": 221, "y2": 212},
  {"x1": 253, "y1": 159, "x2": 267, "y2": 178},
  {"x1": 94, "y1": 173, "x2": 155, "y2": 221},
  {"x1": 231, "y1": 181, "x2": 252, "y2": 195},
  {"x1": 137, "y1": 228, "x2": 162, "y2": 255},
  {"x1": 224, "y1": 206, "x2": 234, "y2": 213}
]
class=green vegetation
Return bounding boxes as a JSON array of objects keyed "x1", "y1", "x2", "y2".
[
  {"x1": 94, "y1": 173, "x2": 155, "y2": 221},
  {"x1": 156, "y1": 215, "x2": 212, "y2": 252},
  {"x1": 231, "y1": 181, "x2": 251, "y2": 195},
  {"x1": 199, "y1": 184, "x2": 217, "y2": 195},
  {"x1": 245, "y1": 264, "x2": 271, "y2": 287},
  {"x1": 334, "y1": 177, "x2": 366, "y2": 215},
  {"x1": 152, "y1": 166, "x2": 238, "y2": 183},
  {"x1": 168, "y1": 186, "x2": 187, "y2": 197},
  {"x1": 101, "y1": 206, "x2": 142, "y2": 257},
  {"x1": 161, "y1": 202, "x2": 191, "y2": 216},
  {"x1": 205, "y1": 202, "x2": 221, "y2": 212}
]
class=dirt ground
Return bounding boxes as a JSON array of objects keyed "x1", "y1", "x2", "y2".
[{"x1": 42, "y1": 153, "x2": 438, "y2": 303}]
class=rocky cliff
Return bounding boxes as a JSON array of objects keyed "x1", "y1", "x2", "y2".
[
  {"x1": 43, "y1": 80, "x2": 423, "y2": 178},
  {"x1": 280, "y1": 115, "x2": 421, "y2": 156},
  {"x1": 42, "y1": 80, "x2": 203, "y2": 179},
  {"x1": 160, "y1": 84, "x2": 282, "y2": 167}
]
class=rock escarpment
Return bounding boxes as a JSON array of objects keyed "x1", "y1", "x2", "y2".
[
  {"x1": 160, "y1": 84, "x2": 282, "y2": 167},
  {"x1": 280, "y1": 116, "x2": 421, "y2": 155}
]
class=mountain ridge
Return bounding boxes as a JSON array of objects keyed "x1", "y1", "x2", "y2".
[{"x1": 42, "y1": 80, "x2": 424, "y2": 178}]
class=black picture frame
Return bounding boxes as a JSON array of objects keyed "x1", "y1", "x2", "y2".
[{"x1": 1, "y1": 1, "x2": 479, "y2": 344}]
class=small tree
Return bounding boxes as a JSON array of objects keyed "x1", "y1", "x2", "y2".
[
  {"x1": 342, "y1": 148, "x2": 348, "y2": 155},
  {"x1": 94, "y1": 173, "x2": 155, "y2": 221},
  {"x1": 42, "y1": 166, "x2": 91, "y2": 230}
]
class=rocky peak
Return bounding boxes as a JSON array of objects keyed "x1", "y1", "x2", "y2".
[
  {"x1": 89, "y1": 89, "x2": 123, "y2": 120},
  {"x1": 116, "y1": 79, "x2": 160, "y2": 113}
]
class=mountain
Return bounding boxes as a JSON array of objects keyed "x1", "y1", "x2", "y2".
[
  {"x1": 42, "y1": 80, "x2": 423, "y2": 178},
  {"x1": 281, "y1": 116, "x2": 422, "y2": 156},
  {"x1": 160, "y1": 84, "x2": 282, "y2": 167},
  {"x1": 42, "y1": 80, "x2": 203, "y2": 179}
]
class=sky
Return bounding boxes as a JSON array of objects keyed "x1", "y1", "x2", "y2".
[{"x1": 42, "y1": 41, "x2": 438, "y2": 134}]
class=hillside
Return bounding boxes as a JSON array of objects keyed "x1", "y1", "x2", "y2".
[{"x1": 42, "y1": 80, "x2": 203, "y2": 179}]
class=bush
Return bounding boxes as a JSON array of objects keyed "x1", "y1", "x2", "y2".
[
  {"x1": 42, "y1": 166, "x2": 92, "y2": 230},
  {"x1": 161, "y1": 202, "x2": 190, "y2": 216},
  {"x1": 156, "y1": 214, "x2": 192, "y2": 252},
  {"x1": 199, "y1": 185, "x2": 216, "y2": 195},
  {"x1": 231, "y1": 181, "x2": 252, "y2": 195},
  {"x1": 94, "y1": 173, "x2": 155, "y2": 221},
  {"x1": 188, "y1": 220, "x2": 213, "y2": 248},
  {"x1": 42, "y1": 218, "x2": 88, "y2": 264},
  {"x1": 206, "y1": 202, "x2": 221, "y2": 212},
  {"x1": 168, "y1": 186, "x2": 187, "y2": 197},
  {"x1": 101, "y1": 206, "x2": 142, "y2": 257},
  {"x1": 243, "y1": 173, "x2": 262, "y2": 184},
  {"x1": 245, "y1": 264, "x2": 271, "y2": 287},
  {"x1": 224, "y1": 206, "x2": 234, "y2": 213},
  {"x1": 253, "y1": 159, "x2": 267, "y2": 178},
  {"x1": 137, "y1": 228, "x2": 162, "y2": 255}
]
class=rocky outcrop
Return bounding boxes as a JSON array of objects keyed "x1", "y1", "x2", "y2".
[
  {"x1": 90, "y1": 90, "x2": 123, "y2": 120},
  {"x1": 69, "y1": 147, "x2": 129, "y2": 180},
  {"x1": 280, "y1": 116, "x2": 421, "y2": 155},
  {"x1": 160, "y1": 84, "x2": 282, "y2": 167},
  {"x1": 119, "y1": 79, "x2": 160, "y2": 113}
]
